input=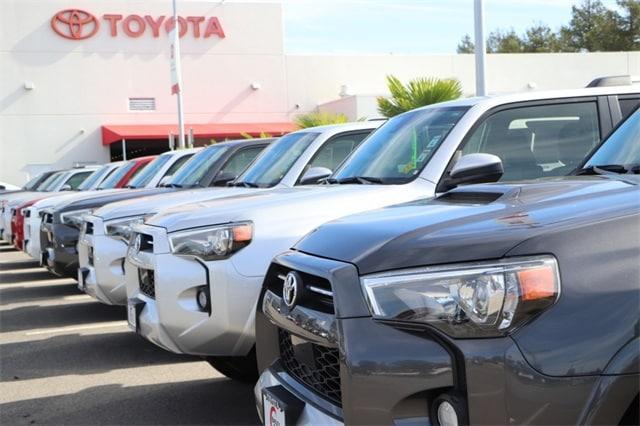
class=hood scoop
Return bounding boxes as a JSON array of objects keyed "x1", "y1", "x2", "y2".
[{"x1": 436, "y1": 189, "x2": 504, "y2": 204}]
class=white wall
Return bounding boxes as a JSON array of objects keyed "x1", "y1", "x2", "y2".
[{"x1": 1, "y1": 0, "x2": 639, "y2": 184}]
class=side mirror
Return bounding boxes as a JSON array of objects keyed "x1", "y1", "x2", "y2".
[
  {"x1": 299, "y1": 166, "x2": 332, "y2": 185},
  {"x1": 446, "y1": 153, "x2": 503, "y2": 190},
  {"x1": 159, "y1": 176, "x2": 173, "y2": 187},
  {"x1": 60, "y1": 184, "x2": 72, "y2": 191},
  {"x1": 212, "y1": 171, "x2": 236, "y2": 187}
]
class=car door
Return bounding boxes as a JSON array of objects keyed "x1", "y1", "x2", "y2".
[{"x1": 437, "y1": 97, "x2": 608, "y2": 189}]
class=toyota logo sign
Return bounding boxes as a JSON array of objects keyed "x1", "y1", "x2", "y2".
[{"x1": 51, "y1": 9, "x2": 100, "y2": 40}]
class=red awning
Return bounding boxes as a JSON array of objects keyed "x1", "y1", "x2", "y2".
[{"x1": 101, "y1": 123, "x2": 297, "y2": 145}]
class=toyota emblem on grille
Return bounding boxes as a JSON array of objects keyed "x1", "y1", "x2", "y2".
[
  {"x1": 283, "y1": 271, "x2": 302, "y2": 308},
  {"x1": 51, "y1": 9, "x2": 100, "y2": 40}
]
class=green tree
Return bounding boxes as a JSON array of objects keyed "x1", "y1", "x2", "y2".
[
  {"x1": 377, "y1": 75, "x2": 462, "y2": 118},
  {"x1": 523, "y1": 24, "x2": 561, "y2": 52},
  {"x1": 487, "y1": 29, "x2": 524, "y2": 52},
  {"x1": 293, "y1": 111, "x2": 350, "y2": 128},
  {"x1": 457, "y1": 34, "x2": 475, "y2": 53},
  {"x1": 560, "y1": 0, "x2": 624, "y2": 51}
]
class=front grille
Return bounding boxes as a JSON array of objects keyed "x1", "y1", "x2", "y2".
[
  {"x1": 279, "y1": 329, "x2": 341, "y2": 406},
  {"x1": 43, "y1": 213, "x2": 53, "y2": 224},
  {"x1": 88, "y1": 246, "x2": 94, "y2": 266},
  {"x1": 138, "y1": 268, "x2": 155, "y2": 298},
  {"x1": 85, "y1": 222, "x2": 94, "y2": 235},
  {"x1": 265, "y1": 264, "x2": 334, "y2": 314},
  {"x1": 139, "y1": 234, "x2": 154, "y2": 252},
  {"x1": 24, "y1": 209, "x2": 30, "y2": 218}
]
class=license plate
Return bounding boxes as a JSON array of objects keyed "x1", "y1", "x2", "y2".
[
  {"x1": 263, "y1": 392, "x2": 286, "y2": 426},
  {"x1": 128, "y1": 302, "x2": 138, "y2": 331}
]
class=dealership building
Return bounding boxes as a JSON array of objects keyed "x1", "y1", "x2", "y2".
[{"x1": 1, "y1": 0, "x2": 639, "y2": 184}]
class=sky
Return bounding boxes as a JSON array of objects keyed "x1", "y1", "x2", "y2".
[{"x1": 279, "y1": 0, "x2": 620, "y2": 54}]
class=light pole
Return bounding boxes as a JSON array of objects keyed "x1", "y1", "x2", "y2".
[
  {"x1": 474, "y1": 0, "x2": 487, "y2": 96},
  {"x1": 170, "y1": 0, "x2": 186, "y2": 149}
]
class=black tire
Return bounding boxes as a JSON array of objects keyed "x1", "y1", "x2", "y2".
[{"x1": 204, "y1": 347, "x2": 258, "y2": 383}]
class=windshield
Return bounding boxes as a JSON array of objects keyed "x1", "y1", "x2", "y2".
[
  {"x1": 330, "y1": 106, "x2": 469, "y2": 184},
  {"x1": 39, "y1": 172, "x2": 65, "y2": 191},
  {"x1": 584, "y1": 109, "x2": 640, "y2": 171},
  {"x1": 235, "y1": 132, "x2": 319, "y2": 187},
  {"x1": 127, "y1": 155, "x2": 171, "y2": 188},
  {"x1": 169, "y1": 145, "x2": 229, "y2": 187},
  {"x1": 97, "y1": 161, "x2": 136, "y2": 189},
  {"x1": 77, "y1": 165, "x2": 110, "y2": 191},
  {"x1": 23, "y1": 173, "x2": 45, "y2": 190}
]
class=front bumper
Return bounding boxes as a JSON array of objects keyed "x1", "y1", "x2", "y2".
[
  {"x1": 125, "y1": 225, "x2": 261, "y2": 356},
  {"x1": 40, "y1": 220, "x2": 81, "y2": 278},
  {"x1": 78, "y1": 216, "x2": 129, "y2": 305},
  {"x1": 1, "y1": 207, "x2": 12, "y2": 242},
  {"x1": 24, "y1": 210, "x2": 42, "y2": 259}
]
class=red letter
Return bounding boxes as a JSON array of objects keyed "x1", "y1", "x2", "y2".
[
  {"x1": 164, "y1": 17, "x2": 188, "y2": 37},
  {"x1": 186, "y1": 16, "x2": 205, "y2": 38},
  {"x1": 103, "y1": 14, "x2": 122, "y2": 36},
  {"x1": 144, "y1": 15, "x2": 165, "y2": 37},
  {"x1": 123, "y1": 15, "x2": 145, "y2": 37},
  {"x1": 204, "y1": 17, "x2": 225, "y2": 38}
]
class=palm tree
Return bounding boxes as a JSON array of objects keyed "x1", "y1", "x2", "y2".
[
  {"x1": 377, "y1": 75, "x2": 463, "y2": 118},
  {"x1": 293, "y1": 111, "x2": 350, "y2": 129}
]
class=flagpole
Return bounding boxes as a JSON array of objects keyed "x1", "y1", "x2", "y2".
[
  {"x1": 171, "y1": 0, "x2": 186, "y2": 149},
  {"x1": 474, "y1": 0, "x2": 487, "y2": 96}
]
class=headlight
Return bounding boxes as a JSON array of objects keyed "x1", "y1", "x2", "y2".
[
  {"x1": 169, "y1": 222, "x2": 253, "y2": 261},
  {"x1": 60, "y1": 209, "x2": 93, "y2": 228},
  {"x1": 105, "y1": 216, "x2": 147, "y2": 242},
  {"x1": 361, "y1": 256, "x2": 560, "y2": 338}
]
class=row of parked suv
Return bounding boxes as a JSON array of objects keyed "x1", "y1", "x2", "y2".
[{"x1": 2, "y1": 86, "x2": 639, "y2": 426}]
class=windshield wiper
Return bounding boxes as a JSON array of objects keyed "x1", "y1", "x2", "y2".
[
  {"x1": 123, "y1": 184, "x2": 138, "y2": 189},
  {"x1": 161, "y1": 183, "x2": 183, "y2": 188},
  {"x1": 229, "y1": 181, "x2": 259, "y2": 188},
  {"x1": 576, "y1": 164, "x2": 630, "y2": 175},
  {"x1": 336, "y1": 176, "x2": 385, "y2": 185}
]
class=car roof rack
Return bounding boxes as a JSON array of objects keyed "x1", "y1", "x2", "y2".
[{"x1": 586, "y1": 75, "x2": 639, "y2": 87}]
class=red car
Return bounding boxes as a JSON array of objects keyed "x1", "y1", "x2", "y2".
[
  {"x1": 10, "y1": 198, "x2": 43, "y2": 250},
  {"x1": 107, "y1": 156, "x2": 155, "y2": 189}
]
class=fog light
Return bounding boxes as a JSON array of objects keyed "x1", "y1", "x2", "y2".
[
  {"x1": 196, "y1": 288, "x2": 209, "y2": 311},
  {"x1": 437, "y1": 401, "x2": 458, "y2": 426}
]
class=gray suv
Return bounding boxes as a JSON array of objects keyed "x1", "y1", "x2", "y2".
[{"x1": 254, "y1": 109, "x2": 640, "y2": 425}]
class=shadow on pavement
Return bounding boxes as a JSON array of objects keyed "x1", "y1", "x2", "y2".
[
  {"x1": 0, "y1": 245, "x2": 17, "y2": 253},
  {"x1": 1, "y1": 377, "x2": 259, "y2": 425},
  {"x1": 0, "y1": 260, "x2": 40, "y2": 270},
  {"x1": 0, "y1": 283, "x2": 83, "y2": 304},
  {"x1": 0, "y1": 300, "x2": 126, "y2": 332},
  {"x1": 0, "y1": 270, "x2": 61, "y2": 283},
  {"x1": 1, "y1": 331, "x2": 200, "y2": 381}
]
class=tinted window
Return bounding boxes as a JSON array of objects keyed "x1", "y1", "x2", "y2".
[
  {"x1": 236, "y1": 132, "x2": 319, "y2": 187},
  {"x1": 77, "y1": 165, "x2": 111, "y2": 190},
  {"x1": 40, "y1": 172, "x2": 65, "y2": 191},
  {"x1": 217, "y1": 146, "x2": 265, "y2": 180},
  {"x1": 333, "y1": 107, "x2": 469, "y2": 184},
  {"x1": 162, "y1": 153, "x2": 193, "y2": 180},
  {"x1": 127, "y1": 155, "x2": 171, "y2": 188},
  {"x1": 620, "y1": 98, "x2": 640, "y2": 118},
  {"x1": 169, "y1": 145, "x2": 229, "y2": 187},
  {"x1": 586, "y1": 109, "x2": 640, "y2": 167},
  {"x1": 302, "y1": 131, "x2": 371, "y2": 180},
  {"x1": 23, "y1": 173, "x2": 47, "y2": 190},
  {"x1": 97, "y1": 161, "x2": 136, "y2": 189},
  {"x1": 460, "y1": 102, "x2": 600, "y2": 180},
  {"x1": 64, "y1": 171, "x2": 92, "y2": 190}
]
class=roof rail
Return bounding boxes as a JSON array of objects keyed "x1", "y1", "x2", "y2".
[{"x1": 586, "y1": 75, "x2": 637, "y2": 87}]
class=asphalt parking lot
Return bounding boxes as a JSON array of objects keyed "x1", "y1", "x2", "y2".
[{"x1": 0, "y1": 242, "x2": 259, "y2": 425}]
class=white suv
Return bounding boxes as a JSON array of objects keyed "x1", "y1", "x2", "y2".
[
  {"x1": 79, "y1": 123, "x2": 380, "y2": 306},
  {"x1": 124, "y1": 87, "x2": 639, "y2": 380}
]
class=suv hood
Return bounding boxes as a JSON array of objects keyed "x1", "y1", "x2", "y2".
[
  {"x1": 94, "y1": 187, "x2": 257, "y2": 220},
  {"x1": 32, "y1": 189, "x2": 122, "y2": 211},
  {"x1": 295, "y1": 176, "x2": 640, "y2": 275},
  {"x1": 148, "y1": 182, "x2": 432, "y2": 233},
  {"x1": 55, "y1": 188, "x2": 170, "y2": 215}
]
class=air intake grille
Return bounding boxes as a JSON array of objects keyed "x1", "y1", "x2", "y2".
[{"x1": 278, "y1": 329, "x2": 341, "y2": 406}]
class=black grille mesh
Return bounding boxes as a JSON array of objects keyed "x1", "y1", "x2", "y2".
[
  {"x1": 138, "y1": 268, "x2": 155, "y2": 298},
  {"x1": 278, "y1": 329, "x2": 341, "y2": 406}
]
